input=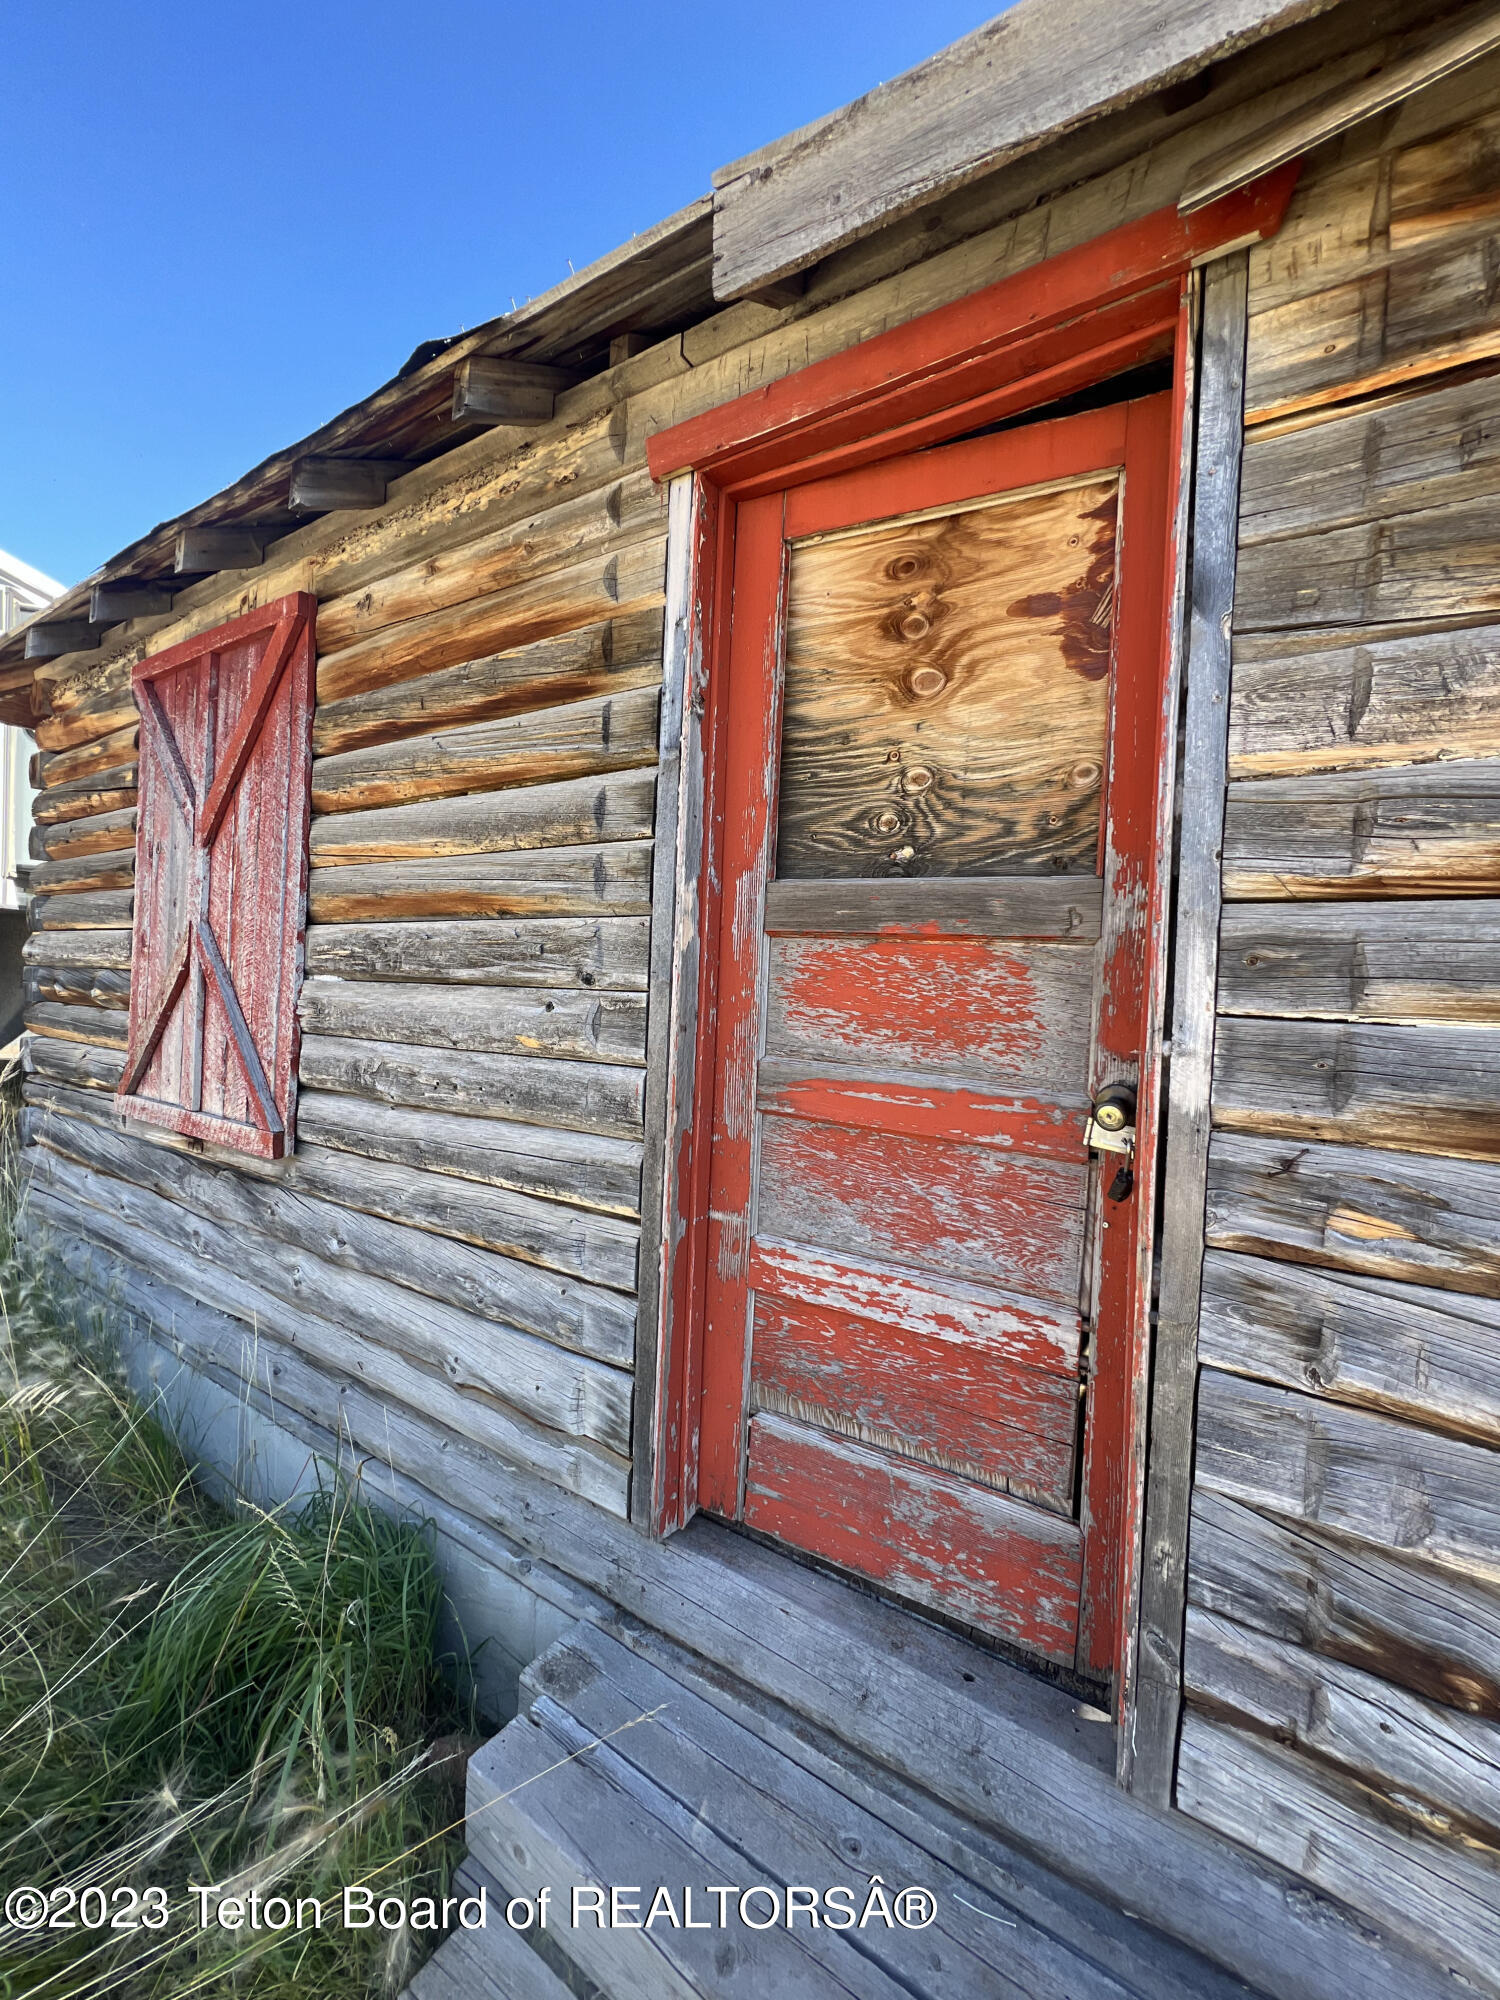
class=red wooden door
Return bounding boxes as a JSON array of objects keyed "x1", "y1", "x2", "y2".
[{"x1": 697, "y1": 399, "x2": 1172, "y2": 1681}]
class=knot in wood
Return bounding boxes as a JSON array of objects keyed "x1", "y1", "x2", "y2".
[{"x1": 907, "y1": 664, "x2": 948, "y2": 698}]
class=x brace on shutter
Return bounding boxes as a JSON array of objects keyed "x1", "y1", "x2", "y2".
[{"x1": 117, "y1": 598, "x2": 312, "y2": 1149}]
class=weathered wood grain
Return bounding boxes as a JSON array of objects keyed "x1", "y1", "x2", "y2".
[
  {"x1": 24, "y1": 1037, "x2": 125, "y2": 1093},
  {"x1": 744, "y1": 1411, "x2": 1082, "y2": 1664},
  {"x1": 26, "y1": 888, "x2": 135, "y2": 932},
  {"x1": 1185, "y1": 1606, "x2": 1500, "y2": 1844},
  {"x1": 763, "y1": 874, "x2": 1102, "y2": 938},
  {"x1": 298, "y1": 1033, "x2": 645, "y2": 1138},
  {"x1": 1178, "y1": 1715, "x2": 1500, "y2": 1996},
  {"x1": 305, "y1": 841, "x2": 653, "y2": 922},
  {"x1": 1205, "y1": 1130, "x2": 1500, "y2": 1295},
  {"x1": 30, "y1": 1147, "x2": 632, "y2": 1451},
  {"x1": 25, "y1": 966, "x2": 130, "y2": 1012},
  {"x1": 24, "y1": 1002, "x2": 129, "y2": 1049},
  {"x1": 33, "y1": 1111, "x2": 637, "y2": 1341},
  {"x1": 1188, "y1": 1486, "x2": 1500, "y2": 1720},
  {"x1": 1218, "y1": 900, "x2": 1500, "y2": 1021},
  {"x1": 310, "y1": 686, "x2": 659, "y2": 813},
  {"x1": 1196, "y1": 1368, "x2": 1500, "y2": 1581},
  {"x1": 308, "y1": 770, "x2": 655, "y2": 865},
  {"x1": 1228, "y1": 626, "x2": 1500, "y2": 776},
  {"x1": 31, "y1": 769, "x2": 137, "y2": 827},
  {"x1": 305, "y1": 916, "x2": 649, "y2": 990},
  {"x1": 34, "y1": 722, "x2": 138, "y2": 791},
  {"x1": 1237, "y1": 491, "x2": 1500, "y2": 630},
  {"x1": 297, "y1": 977, "x2": 647, "y2": 1066},
  {"x1": 33, "y1": 679, "x2": 136, "y2": 752},
  {"x1": 311, "y1": 607, "x2": 664, "y2": 757},
  {"x1": 27, "y1": 849, "x2": 135, "y2": 897},
  {"x1": 757, "y1": 1110, "x2": 1086, "y2": 1302},
  {"x1": 37, "y1": 807, "x2": 137, "y2": 861},
  {"x1": 295, "y1": 1089, "x2": 641, "y2": 1217},
  {"x1": 1213, "y1": 1017, "x2": 1500, "y2": 1159},
  {"x1": 777, "y1": 479, "x2": 1116, "y2": 877},
  {"x1": 314, "y1": 539, "x2": 666, "y2": 706},
  {"x1": 1222, "y1": 760, "x2": 1500, "y2": 896},
  {"x1": 21, "y1": 928, "x2": 132, "y2": 973},
  {"x1": 1200, "y1": 1248, "x2": 1500, "y2": 1442},
  {"x1": 27, "y1": 1182, "x2": 629, "y2": 1515}
]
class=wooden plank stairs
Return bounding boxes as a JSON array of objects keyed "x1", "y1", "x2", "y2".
[{"x1": 405, "y1": 1532, "x2": 1469, "y2": 2000}]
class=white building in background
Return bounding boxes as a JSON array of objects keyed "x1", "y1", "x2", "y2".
[{"x1": 0, "y1": 547, "x2": 62, "y2": 913}]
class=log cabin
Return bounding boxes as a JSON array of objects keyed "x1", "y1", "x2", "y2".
[{"x1": 6, "y1": 2, "x2": 1500, "y2": 1993}]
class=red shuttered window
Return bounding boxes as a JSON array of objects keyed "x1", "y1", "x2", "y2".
[{"x1": 115, "y1": 592, "x2": 315, "y2": 1159}]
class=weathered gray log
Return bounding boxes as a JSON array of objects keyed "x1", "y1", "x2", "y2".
[
  {"x1": 311, "y1": 606, "x2": 664, "y2": 756},
  {"x1": 298, "y1": 978, "x2": 647, "y2": 1066},
  {"x1": 1131, "y1": 251, "x2": 1239, "y2": 1808},
  {"x1": 1199, "y1": 1248, "x2": 1500, "y2": 1443},
  {"x1": 1227, "y1": 627, "x2": 1500, "y2": 779},
  {"x1": 28, "y1": 889, "x2": 135, "y2": 930},
  {"x1": 451, "y1": 356, "x2": 579, "y2": 427},
  {"x1": 290, "y1": 456, "x2": 408, "y2": 511},
  {"x1": 31, "y1": 766, "x2": 137, "y2": 827},
  {"x1": 1185, "y1": 1606, "x2": 1500, "y2": 1843},
  {"x1": 38, "y1": 807, "x2": 137, "y2": 861},
  {"x1": 298, "y1": 1033, "x2": 644, "y2": 1138},
  {"x1": 1196, "y1": 1368, "x2": 1500, "y2": 1580},
  {"x1": 28, "y1": 849, "x2": 135, "y2": 896},
  {"x1": 1222, "y1": 760, "x2": 1500, "y2": 898},
  {"x1": 89, "y1": 580, "x2": 174, "y2": 623},
  {"x1": 305, "y1": 840, "x2": 653, "y2": 922},
  {"x1": 21, "y1": 928, "x2": 133, "y2": 972},
  {"x1": 311, "y1": 686, "x2": 661, "y2": 814},
  {"x1": 1205, "y1": 1130, "x2": 1500, "y2": 1296},
  {"x1": 25, "y1": 966, "x2": 130, "y2": 1012},
  {"x1": 24, "y1": 621, "x2": 99, "y2": 660},
  {"x1": 296, "y1": 1090, "x2": 642, "y2": 1217},
  {"x1": 1218, "y1": 899, "x2": 1500, "y2": 1021},
  {"x1": 308, "y1": 770, "x2": 655, "y2": 864},
  {"x1": 32, "y1": 1111, "x2": 637, "y2": 1344},
  {"x1": 1188, "y1": 1486, "x2": 1500, "y2": 1720},
  {"x1": 23, "y1": 1037, "x2": 124, "y2": 1093},
  {"x1": 27, "y1": 1185, "x2": 628, "y2": 1515},
  {"x1": 174, "y1": 525, "x2": 265, "y2": 572},
  {"x1": 304, "y1": 915, "x2": 649, "y2": 990},
  {"x1": 1178, "y1": 1713, "x2": 1500, "y2": 1994},
  {"x1": 23, "y1": 1003, "x2": 128, "y2": 1050},
  {"x1": 29, "y1": 1148, "x2": 631, "y2": 1452},
  {"x1": 1212, "y1": 1017, "x2": 1500, "y2": 1160}
]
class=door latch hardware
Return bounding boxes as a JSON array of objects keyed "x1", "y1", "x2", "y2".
[{"x1": 1087, "y1": 1082, "x2": 1137, "y2": 1201}]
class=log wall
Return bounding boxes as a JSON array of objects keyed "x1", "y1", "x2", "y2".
[{"x1": 1179, "y1": 56, "x2": 1500, "y2": 1995}]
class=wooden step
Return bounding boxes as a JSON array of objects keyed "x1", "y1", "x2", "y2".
[{"x1": 405, "y1": 1901, "x2": 576, "y2": 2000}]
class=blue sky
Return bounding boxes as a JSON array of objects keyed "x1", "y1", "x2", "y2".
[{"x1": 3, "y1": 2, "x2": 1001, "y2": 590}]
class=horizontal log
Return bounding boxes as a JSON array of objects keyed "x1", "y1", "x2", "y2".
[
  {"x1": 314, "y1": 472, "x2": 662, "y2": 656},
  {"x1": 1185, "y1": 1606, "x2": 1500, "y2": 1846},
  {"x1": 1177, "y1": 1714, "x2": 1500, "y2": 1994},
  {"x1": 290, "y1": 456, "x2": 409, "y2": 511},
  {"x1": 24, "y1": 1002, "x2": 129, "y2": 1050},
  {"x1": 1200, "y1": 1248, "x2": 1500, "y2": 1444},
  {"x1": 28, "y1": 889, "x2": 135, "y2": 930},
  {"x1": 28, "y1": 1184, "x2": 628, "y2": 1515},
  {"x1": 25, "y1": 966, "x2": 130, "y2": 1012},
  {"x1": 298, "y1": 977, "x2": 647, "y2": 1065},
  {"x1": 450, "y1": 355, "x2": 578, "y2": 427},
  {"x1": 304, "y1": 916, "x2": 649, "y2": 991},
  {"x1": 21, "y1": 928, "x2": 132, "y2": 972},
  {"x1": 297, "y1": 1089, "x2": 641, "y2": 1217},
  {"x1": 311, "y1": 685, "x2": 660, "y2": 814},
  {"x1": 1239, "y1": 370, "x2": 1500, "y2": 549},
  {"x1": 308, "y1": 769, "x2": 655, "y2": 865},
  {"x1": 1196, "y1": 1368, "x2": 1500, "y2": 1582},
  {"x1": 311, "y1": 606, "x2": 664, "y2": 756},
  {"x1": 24, "y1": 621, "x2": 98, "y2": 661},
  {"x1": 35, "y1": 722, "x2": 138, "y2": 790},
  {"x1": 174, "y1": 524, "x2": 266, "y2": 572},
  {"x1": 27, "y1": 849, "x2": 135, "y2": 897},
  {"x1": 1206, "y1": 1131, "x2": 1500, "y2": 1297},
  {"x1": 1223, "y1": 761, "x2": 1500, "y2": 898},
  {"x1": 763, "y1": 875, "x2": 1103, "y2": 939},
  {"x1": 1188, "y1": 1486, "x2": 1500, "y2": 1722},
  {"x1": 1218, "y1": 900, "x2": 1500, "y2": 1022},
  {"x1": 298, "y1": 1033, "x2": 644, "y2": 1138},
  {"x1": 24, "y1": 1036, "x2": 125, "y2": 1092},
  {"x1": 32, "y1": 770, "x2": 137, "y2": 826},
  {"x1": 306, "y1": 839, "x2": 653, "y2": 922},
  {"x1": 1213, "y1": 1017, "x2": 1500, "y2": 1161},
  {"x1": 315, "y1": 538, "x2": 666, "y2": 706},
  {"x1": 34, "y1": 685, "x2": 137, "y2": 753},
  {"x1": 30, "y1": 1145, "x2": 631, "y2": 1452},
  {"x1": 37, "y1": 807, "x2": 137, "y2": 861},
  {"x1": 1228, "y1": 627, "x2": 1500, "y2": 778},
  {"x1": 33, "y1": 1109, "x2": 637, "y2": 1347}
]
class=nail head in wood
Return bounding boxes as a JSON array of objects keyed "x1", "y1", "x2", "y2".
[{"x1": 451, "y1": 356, "x2": 578, "y2": 426}]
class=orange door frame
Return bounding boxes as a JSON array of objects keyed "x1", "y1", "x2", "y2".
[{"x1": 640, "y1": 170, "x2": 1298, "y2": 1703}]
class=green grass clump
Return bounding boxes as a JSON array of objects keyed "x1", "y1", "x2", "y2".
[{"x1": 0, "y1": 1241, "x2": 476, "y2": 1999}]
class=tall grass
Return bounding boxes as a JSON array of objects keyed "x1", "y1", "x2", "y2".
[{"x1": 0, "y1": 1108, "x2": 477, "y2": 1998}]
